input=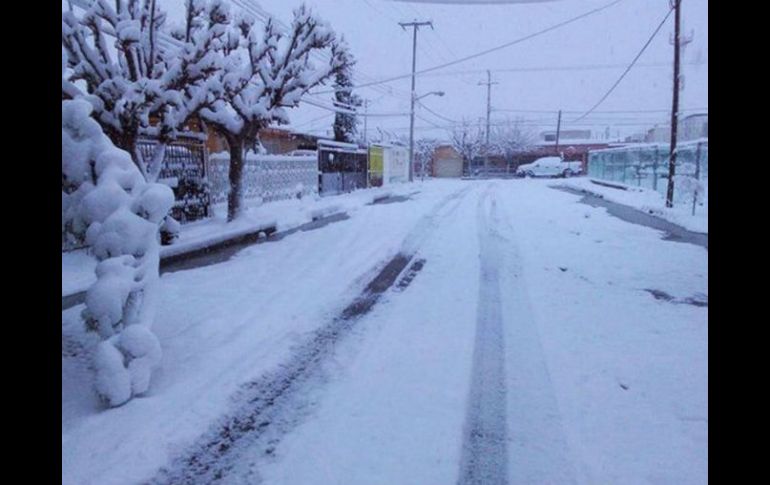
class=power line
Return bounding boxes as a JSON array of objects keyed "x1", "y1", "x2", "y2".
[
  {"x1": 300, "y1": 97, "x2": 408, "y2": 116},
  {"x1": 417, "y1": 101, "x2": 459, "y2": 123},
  {"x1": 313, "y1": 0, "x2": 626, "y2": 94},
  {"x1": 233, "y1": 0, "x2": 410, "y2": 101},
  {"x1": 413, "y1": 60, "x2": 706, "y2": 78},
  {"x1": 572, "y1": 5, "x2": 674, "y2": 122},
  {"x1": 493, "y1": 107, "x2": 707, "y2": 114}
]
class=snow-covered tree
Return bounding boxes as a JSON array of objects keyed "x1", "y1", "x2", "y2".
[
  {"x1": 488, "y1": 118, "x2": 537, "y2": 168},
  {"x1": 414, "y1": 137, "x2": 440, "y2": 178},
  {"x1": 63, "y1": 0, "x2": 232, "y2": 243},
  {"x1": 63, "y1": 98, "x2": 174, "y2": 407},
  {"x1": 62, "y1": 0, "x2": 230, "y2": 181},
  {"x1": 200, "y1": 4, "x2": 349, "y2": 221},
  {"x1": 449, "y1": 119, "x2": 484, "y2": 174},
  {"x1": 331, "y1": 40, "x2": 362, "y2": 143}
]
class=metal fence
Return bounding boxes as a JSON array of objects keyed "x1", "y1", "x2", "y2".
[
  {"x1": 208, "y1": 153, "x2": 319, "y2": 204},
  {"x1": 62, "y1": 137, "x2": 210, "y2": 252},
  {"x1": 139, "y1": 137, "x2": 210, "y2": 223},
  {"x1": 587, "y1": 140, "x2": 708, "y2": 204}
]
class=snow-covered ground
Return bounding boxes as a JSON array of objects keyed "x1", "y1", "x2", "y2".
[
  {"x1": 561, "y1": 177, "x2": 708, "y2": 234},
  {"x1": 61, "y1": 184, "x2": 412, "y2": 297},
  {"x1": 62, "y1": 178, "x2": 707, "y2": 485}
]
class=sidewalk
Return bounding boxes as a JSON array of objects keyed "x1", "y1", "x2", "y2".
[
  {"x1": 62, "y1": 185, "x2": 414, "y2": 307},
  {"x1": 558, "y1": 177, "x2": 708, "y2": 234},
  {"x1": 553, "y1": 184, "x2": 708, "y2": 249}
]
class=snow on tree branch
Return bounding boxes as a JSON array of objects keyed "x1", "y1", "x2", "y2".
[
  {"x1": 199, "y1": 3, "x2": 351, "y2": 221},
  {"x1": 62, "y1": 0, "x2": 229, "y2": 182},
  {"x1": 449, "y1": 119, "x2": 485, "y2": 167}
]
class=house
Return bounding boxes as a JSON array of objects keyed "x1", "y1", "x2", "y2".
[
  {"x1": 540, "y1": 129, "x2": 592, "y2": 142},
  {"x1": 644, "y1": 113, "x2": 708, "y2": 143},
  {"x1": 680, "y1": 113, "x2": 708, "y2": 141},
  {"x1": 431, "y1": 145, "x2": 464, "y2": 178},
  {"x1": 645, "y1": 125, "x2": 671, "y2": 143},
  {"x1": 204, "y1": 125, "x2": 326, "y2": 155}
]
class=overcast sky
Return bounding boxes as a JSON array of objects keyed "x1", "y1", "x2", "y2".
[{"x1": 160, "y1": 0, "x2": 709, "y2": 141}]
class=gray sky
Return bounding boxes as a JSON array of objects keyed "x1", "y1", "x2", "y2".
[{"x1": 162, "y1": 0, "x2": 708, "y2": 141}]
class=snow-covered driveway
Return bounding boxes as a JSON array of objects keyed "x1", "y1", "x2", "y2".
[{"x1": 62, "y1": 179, "x2": 707, "y2": 485}]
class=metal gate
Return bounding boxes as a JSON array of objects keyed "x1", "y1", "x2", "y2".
[
  {"x1": 318, "y1": 142, "x2": 368, "y2": 196},
  {"x1": 138, "y1": 137, "x2": 210, "y2": 223}
]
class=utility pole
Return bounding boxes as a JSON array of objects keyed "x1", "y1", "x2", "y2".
[
  {"x1": 555, "y1": 109, "x2": 562, "y2": 156},
  {"x1": 478, "y1": 70, "x2": 498, "y2": 175},
  {"x1": 400, "y1": 20, "x2": 433, "y2": 182},
  {"x1": 666, "y1": 0, "x2": 684, "y2": 208}
]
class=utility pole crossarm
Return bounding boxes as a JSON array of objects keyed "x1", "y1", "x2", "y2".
[{"x1": 399, "y1": 20, "x2": 433, "y2": 30}]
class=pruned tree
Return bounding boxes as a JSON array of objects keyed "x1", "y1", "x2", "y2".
[
  {"x1": 414, "y1": 137, "x2": 440, "y2": 178},
  {"x1": 200, "y1": 4, "x2": 350, "y2": 221},
  {"x1": 62, "y1": 0, "x2": 230, "y2": 182},
  {"x1": 449, "y1": 119, "x2": 484, "y2": 175},
  {"x1": 332, "y1": 39, "x2": 362, "y2": 143},
  {"x1": 488, "y1": 117, "x2": 537, "y2": 170}
]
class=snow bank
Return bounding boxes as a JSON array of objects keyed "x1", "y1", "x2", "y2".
[
  {"x1": 63, "y1": 183, "x2": 412, "y2": 298},
  {"x1": 558, "y1": 177, "x2": 708, "y2": 233}
]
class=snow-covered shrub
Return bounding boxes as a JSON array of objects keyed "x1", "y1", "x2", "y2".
[
  {"x1": 673, "y1": 174, "x2": 705, "y2": 204},
  {"x1": 63, "y1": 99, "x2": 173, "y2": 407}
]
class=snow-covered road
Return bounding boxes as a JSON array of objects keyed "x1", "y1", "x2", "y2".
[{"x1": 62, "y1": 179, "x2": 707, "y2": 485}]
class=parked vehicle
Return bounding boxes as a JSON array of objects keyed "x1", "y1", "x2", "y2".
[{"x1": 516, "y1": 156, "x2": 582, "y2": 178}]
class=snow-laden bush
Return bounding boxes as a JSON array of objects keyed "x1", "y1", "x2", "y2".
[
  {"x1": 673, "y1": 173, "x2": 706, "y2": 214},
  {"x1": 63, "y1": 99, "x2": 173, "y2": 407}
]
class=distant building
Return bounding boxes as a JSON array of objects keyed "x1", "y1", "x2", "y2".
[
  {"x1": 204, "y1": 125, "x2": 329, "y2": 155},
  {"x1": 644, "y1": 113, "x2": 708, "y2": 143},
  {"x1": 540, "y1": 129, "x2": 592, "y2": 142},
  {"x1": 645, "y1": 126, "x2": 670, "y2": 143},
  {"x1": 680, "y1": 113, "x2": 708, "y2": 141},
  {"x1": 625, "y1": 133, "x2": 647, "y2": 143},
  {"x1": 431, "y1": 145, "x2": 464, "y2": 178}
]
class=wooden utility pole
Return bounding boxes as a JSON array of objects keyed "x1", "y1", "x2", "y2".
[
  {"x1": 665, "y1": 0, "x2": 682, "y2": 208},
  {"x1": 555, "y1": 109, "x2": 562, "y2": 156},
  {"x1": 478, "y1": 70, "x2": 499, "y2": 174},
  {"x1": 400, "y1": 20, "x2": 433, "y2": 182}
]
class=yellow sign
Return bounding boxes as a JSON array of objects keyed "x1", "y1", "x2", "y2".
[{"x1": 369, "y1": 146, "x2": 384, "y2": 187}]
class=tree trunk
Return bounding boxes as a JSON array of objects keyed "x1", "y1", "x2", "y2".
[{"x1": 227, "y1": 136, "x2": 245, "y2": 222}]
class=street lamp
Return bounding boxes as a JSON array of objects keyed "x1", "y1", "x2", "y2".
[
  {"x1": 415, "y1": 91, "x2": 445, "y2": 102},
  {"x1": 410, "y1": 91, "x2": 444, "y2": 182}
]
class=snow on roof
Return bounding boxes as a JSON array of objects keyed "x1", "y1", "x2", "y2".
[
  {"x1": 317, "y1": 139, "x2": 361, "y2": 149},
  {"x1": 590, "y1": 138, "x2": 708, "y2": 153},
  {"x1": 369, "y1": 142, "x2": 407, "y2": 150}
]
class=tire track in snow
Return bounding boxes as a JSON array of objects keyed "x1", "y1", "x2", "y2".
[
  {"x1": 151, "y1": 185, "x2": 474, "y2": 485},
  {"x1": 494, "y1": 183, "x2": 579, "y2": 484},
  {"x1": 458, "y1": 184, "x2": 510, "y2": 485}
]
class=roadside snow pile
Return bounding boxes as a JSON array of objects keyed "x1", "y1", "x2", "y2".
[
  {"x1": 62, "y1": 183, "x2": 414, "y2": 298},
  {"x1": 62, "y1": 99, "x2": 174, "y2": 407},
  {"x1": 559, "y1": 177, "x2": 708, "y2": 234}
]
